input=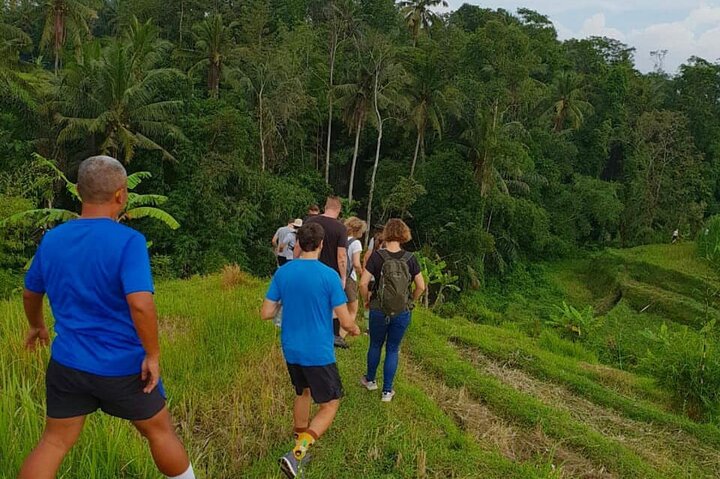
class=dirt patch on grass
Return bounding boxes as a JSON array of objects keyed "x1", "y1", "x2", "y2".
[
  {"x1": 404, "y1": 361, "x2": 615, "y2": 479},
  {"x1": 455, "y1": 343, "x2": 720, "y2": 478},
  {"x1": 159, "y1": 315, "x2": 192, "y2": 341}
]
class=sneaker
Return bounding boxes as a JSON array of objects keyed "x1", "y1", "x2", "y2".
[
  {"x1": 360, "y1": 376, "x2": 378, "y2": 391},
  {"x1": 381, "y1": 390, "x2": 395, "y2": 402},
  {"x1": 333, "y1": 336, "x2": 350, "y2": 349},
  {"x1": 280, "y1": 451, "x2": 311, "y2": 478}
]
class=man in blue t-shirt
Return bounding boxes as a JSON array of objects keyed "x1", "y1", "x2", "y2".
[
  {"x1": 261, "y1": 222, "x2": 360, "y2": 479},
  {"x1": 18, "y1": 156, "x2": 195, "y2": 479}
]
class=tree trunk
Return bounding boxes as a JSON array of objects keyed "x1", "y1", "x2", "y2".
[
  {"x1": 179, "y1": 0, "x2": 184, "y2": 46},
  {"x1": 348, "y1": 115, "x2": 363, "y2": 202},
  {"x1": 366, "y1": 71, "x2": 383, "y2": 249},
  {"x1": 325, "y1": 38, "x2": 337, "y2": 184},
  {"x1": 258, "y1": 85, "x2": 266, "y2": 171},
  {"x1": 54, "y1": 8, "x2": 64, "y2": 74},
  {"x1": 410, "y1": 127, "x2": 422, "y2": 178},
  {"x1": 209, "y1": 62, "x2": 220, "y2": 98}
]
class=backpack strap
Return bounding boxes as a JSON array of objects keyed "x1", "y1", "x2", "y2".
[
  {"x1": 401, "y1": 252, "x2": 412, "y2": 263},
  {"x1": 377, "y1": 249, "x2": 391, "y2": 261}
]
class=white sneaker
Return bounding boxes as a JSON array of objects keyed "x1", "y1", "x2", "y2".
[
  {"x1": 381, "y1": 391, "x2": 395, "y2": 402},
  {"x1": 361, "y1": 376, "x2": 378, "y2": 391}
]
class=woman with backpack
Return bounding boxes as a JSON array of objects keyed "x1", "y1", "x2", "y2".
[
  {"x1": 358, "y1": 219, "x2": 425, "y2": 402},
  {"x1": 344, "y1": 217, "x2": 367, "y2": 323}
]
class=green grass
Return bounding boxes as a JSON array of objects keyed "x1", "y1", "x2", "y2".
[
  {"x1": 0, "y1": 275, "x2": 546, "y2": 479},
  {"x1": 612, "y1": 243, "x2": 719, "y2": 282}
]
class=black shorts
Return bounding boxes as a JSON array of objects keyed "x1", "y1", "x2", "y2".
[
  {"x1": 46, "y1": 359, "x2": 166, "y2": 420},
  {"x1": 278, "y1": 256, "x2": 289, "y2": 266},
  {"x1": 286, "y1": 363, "x2": 344, "y2": 404}
]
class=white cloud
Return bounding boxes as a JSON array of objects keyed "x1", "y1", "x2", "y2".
[
  {"x1": 626, "y1": 5, "x2": 720, "y2": 72},
  {"x1": 579, "y1": 13, "x2": 626, "y2": 40}
]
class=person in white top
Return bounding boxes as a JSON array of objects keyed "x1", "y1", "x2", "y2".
[{"x1": 344, "y1": 217, "x2": 367, "y2": 324}]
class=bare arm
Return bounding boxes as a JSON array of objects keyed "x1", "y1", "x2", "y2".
[
  {"x1": 127, "y1": 292, "x2": 161, "y2": 393},
  {"x1": 359, "y1": 268, "x2": 373, "y2": 306},
  {"x1": 363, "y1": 247, "x2": 373, "y2": 268},
  {"x1": 334, "y1": 303, "x2": 360, "y2": 336},
  {"x1": 337, "y1": 246, "x2": 347, "y2": 286},
  {"x1": 412, "y1": 273, "x2": 426, "y2": 302},
  {"x1": 261, "y1": 299, "x2": 280, "y2": 321},
  {"x1": 351, "y1": 251, "x2": 362, "y2": 277},
  {"x1": 23, "y1": 289, "x2": 49, "y2": 350}
]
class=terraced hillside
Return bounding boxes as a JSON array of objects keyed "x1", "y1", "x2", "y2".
[{"x1": 2, "y1": 245, "x2": 720, "y2": 478}]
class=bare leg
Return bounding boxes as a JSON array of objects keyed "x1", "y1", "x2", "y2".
[
  {"x1": 308, "y1": 399, "x2": 339, "y2": 438},
  {"x1": 293, "y1": 389, "x2": 312, "y2": 431},
  {"x1": 133, "y1": 407, "x2": 190, "y2": 477},
  {"x1": 18, "y1": 416, "x2": 86, "y2": 479}
]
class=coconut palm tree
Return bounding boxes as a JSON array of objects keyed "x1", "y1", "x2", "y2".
[
  {"x1": 544, "y1": 71, "x2": 593, "y2": 133},
  {"x1": 336, "y1": 66, "x2": 373, "y2": 202},
  {"x1": 398, "y1": 0, "x2": 447, "y2": 46},
  {"x1": 0, "y1": 19, "x2": 36, "y2": 110},
  {"x1": 1, "y1": 154, "x2": 180, "y2": 230},
  {"x1": 53, "y1": 20, "x2": 184, "y2": 163},
  {"x1": 40, "y1": 0, "x2": 99, "y2": 73},
  {"x1": 189, "y1": 14, "x2": 239, "y2": 99},
  {"x1": 406, "y1": 47, "x2": 459, "y2": 177},
  {"x1": 364, "y1": 34, "x2": 409, "y2": 246}
]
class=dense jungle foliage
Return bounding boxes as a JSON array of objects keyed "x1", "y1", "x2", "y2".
[{"x1": 2, "y1": 0, "x2": 720, "y2": 295}]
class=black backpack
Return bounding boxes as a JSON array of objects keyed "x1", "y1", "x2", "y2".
[{"x1": 375, "y1": 250, "x2": 413, "y2": 317}]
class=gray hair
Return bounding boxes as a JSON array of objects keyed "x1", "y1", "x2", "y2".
[{"x1": 77, "y1": 156, "x2": 128, "y2": 204}]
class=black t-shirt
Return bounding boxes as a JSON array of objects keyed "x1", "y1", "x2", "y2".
[
  {"x1": 305, "y1": 215, "x2": 347, "y2": 275},
  {"x1": 365, "y1": 249, "x2": 421, "y2": 293}
]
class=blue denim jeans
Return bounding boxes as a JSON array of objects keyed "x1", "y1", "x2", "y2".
[{"x1": 366, "y1": 309, "x2": 412, "y2": 393}]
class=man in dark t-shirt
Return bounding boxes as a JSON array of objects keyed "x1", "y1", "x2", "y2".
[{"x1": 298, "y1": 196, "x2": 349, "y2": 347}]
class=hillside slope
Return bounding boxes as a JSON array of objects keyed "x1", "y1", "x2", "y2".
[{"x1": 2, "y1": 251, "x2": 720, "y2": 478}]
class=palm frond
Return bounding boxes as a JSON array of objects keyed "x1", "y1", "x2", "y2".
[{"x1": 123, "y1": 207, "x2": 180, "y2": 229}]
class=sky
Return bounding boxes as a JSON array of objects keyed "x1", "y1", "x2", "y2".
[{"x1": 444, "y1": 1, "x2": 720, "y2": 73}]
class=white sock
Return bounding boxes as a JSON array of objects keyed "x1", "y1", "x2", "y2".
[{"x1": 167, "y1": 464, "x2": 195, "y2": 479}]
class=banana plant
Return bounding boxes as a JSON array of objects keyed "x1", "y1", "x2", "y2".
[{"x1": 0, "y1": 154, "x2": 179, "y2": 231}]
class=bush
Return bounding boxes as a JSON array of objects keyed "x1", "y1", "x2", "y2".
[
  {"x1": 697, "y1": 215, "x2": 720, "y2": 268},
  {"x1": 641, "y1": 321, "x2": 720, "y2": 421},
  {"x1": 546, "y1": 301, "x2": 597, "y2": 340},
  {"x1": 150, "y1": 255, "x2": 175, "y2": 280},
  {"x1": 0, "y1": 269, "x2": 21, "y2": 300}
]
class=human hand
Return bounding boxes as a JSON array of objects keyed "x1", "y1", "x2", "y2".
[
  {"x1": 141, "y1": 355, "x2": 161, "y2": 393},
  {"x1": 348, "y1": 324, "x2": 361, "y2": 337},
  {"x1": 25, "y1": 326, "x2": 50, "y2": 351}
]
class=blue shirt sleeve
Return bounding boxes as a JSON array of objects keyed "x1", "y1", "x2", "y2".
[
  {"x1": 25, "y1": 242, "x2": 45, "y2": 294},
  {"x1": 328, "y1": 271, "x2": 347, "y2": 308},
  {"x1": 120, "y1": 234, "x2": 155, "y2": 295},
  {"x1": 266, "y1": 275, "x2": 281, "y2": 302}
]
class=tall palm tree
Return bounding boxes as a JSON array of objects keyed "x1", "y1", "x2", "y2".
[
  {"x1": 40, "y1": 0, "x2": 99, "y2": 73},
  {"x1": 365, "y1": 34, "x2": 409, "y2": 246},
  {"x1": 544, "y1": 71, "x2": 593, "y2": 133},
  {"x1": 190, "y1": 14, "x2": 239, "y2": 99},
  {"x1": 398, "y1": 0, "x2": 447, "y2": 46},
  {"x1": 406, "y1": 47, "x2": 459, "y2": 177},
  {"x1": 461, "y1": 103, "x2": 534, "y2": 199},
  {"x1": 323, "y1": 0, "x2": 360, "y2": 184},
  {"x1": 336, "y1": 66, "x2": 373, "y2": 202},
  {"x1": 0, "y1": 19, "x2": 36, "y2": 110},
  {"x1": 53, "y1": 20, "x2": 184, "y2": 163}
]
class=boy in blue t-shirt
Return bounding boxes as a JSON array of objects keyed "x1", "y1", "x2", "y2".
[
  {"x1": 18, "y1": 156, "x2": 194, "y2": 479},
  {"x1": 262, "y1": 222, "x2": 360, "y2": 479}
]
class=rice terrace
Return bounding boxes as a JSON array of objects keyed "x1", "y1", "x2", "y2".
[{"x1": 2, "y1": 0, "x2": 720, "y2": 478}]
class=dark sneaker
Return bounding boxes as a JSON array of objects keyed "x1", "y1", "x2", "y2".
[
  {"x1": 333, "y1": 336, "x2": 349, "y2": 349},
  {"x1": 280, "y1": 451, "x2": 311, "y2": 478}
]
